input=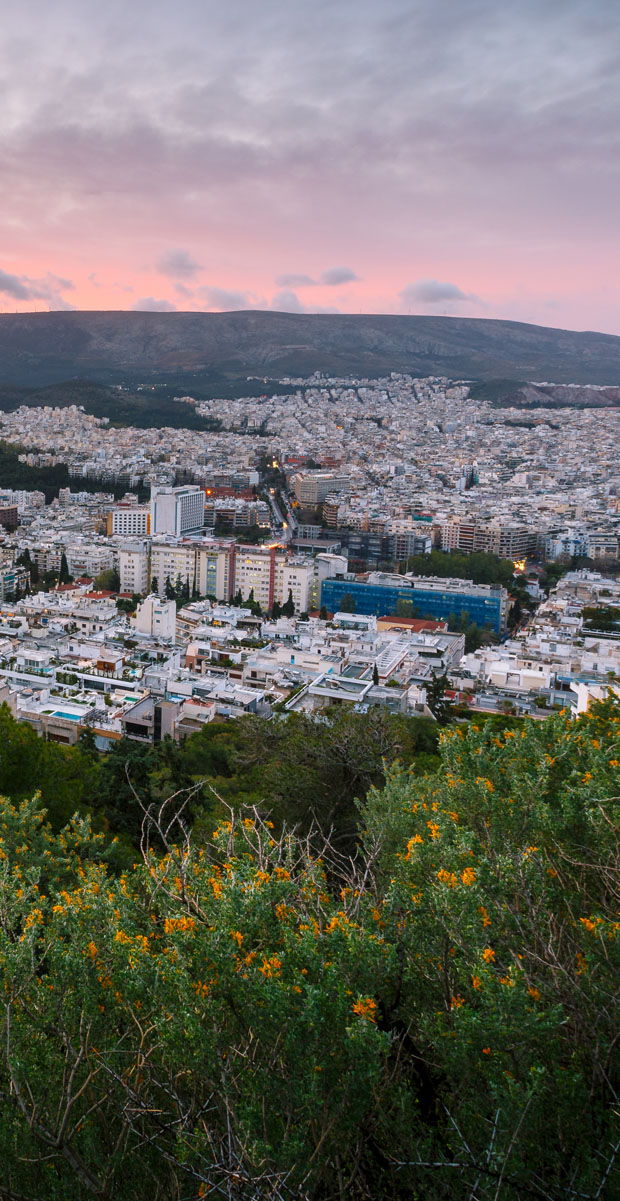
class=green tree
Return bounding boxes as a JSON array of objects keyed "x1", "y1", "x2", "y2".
[
  {"x1": 281, "y1": 588, "x2": 295, "y2": 618},
  {"x1": 426, "y1": 670, "x2": 453, "y2": 724},
  {"x1": 59, "y1": 551, "x2": 72, "y2": 583},
  {"x1": 92, "y1": 567, "x2": 120, "y2": 592}
]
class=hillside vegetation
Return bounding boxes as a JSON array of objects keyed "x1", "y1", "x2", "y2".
[
  {"x1": 0, "y1": 700, "x2": 618, "y2": 1198},
  {"x1": 2, "y1": 311, "x2": 620, "y2": 385}
]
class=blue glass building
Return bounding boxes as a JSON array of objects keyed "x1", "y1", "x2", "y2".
[{"x1": 321, "y1": 574, "x2": 507, "y2": 632}]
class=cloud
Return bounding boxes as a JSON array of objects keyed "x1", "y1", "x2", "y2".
[
  {"x1": 400, "y1": 279, "x2": 479, "y2": 305},
  {"x1": 271, "y1": 289, "x2": 305, "y2": 313},
  {"x1": 270, "y1": 290, "x2": 340, "y2": 315},
  {"x1": 320, "y1": 267, "x2": 359, "y2": 286},
  {"x1": 275, "y1": 273, "x2": 316, "y2": 287},
  {"x1": 131, "y1": 297, "x2": 177, "y2": 312},
  {"x1": 174, "y1": 282, "x2": 194, "y2": 299},
  {"x1": 0, "y1": 268, "x2": 33, "y2": 300},
  {"x1": 196, "y1": 286, "x2": 252, "y2": 311},
  {"x1": 0, "y1": 267, "x2": 75, "y2": 306},
  {"x1": 156, "y1": 248, "x2": 202, "y2": 279}
]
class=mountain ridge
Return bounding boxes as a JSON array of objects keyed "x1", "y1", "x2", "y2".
[{"x1": 1, "y1": 310, "x2": 620, "y2": 386}]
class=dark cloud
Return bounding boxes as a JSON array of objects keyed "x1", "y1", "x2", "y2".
[
  {"x1": 131, "y1": 297, "x2": 178, "y2": 312},
  {"x1": 320, "y1": 267, "x2": 359, "y2": 286},
  {"x1": 156, "y1": 248, "x2": 202, "y2": 279},
  {"x1": 400, "y1": 279, "x2": 479, "y2": 305},
  {"x1": 275, "y1": 273, "x2": 316, "y2": 287}
]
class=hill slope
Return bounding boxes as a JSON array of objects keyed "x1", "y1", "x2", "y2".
[{"x1": 1, "y1": 311, "x2": 619, "y2": 386}]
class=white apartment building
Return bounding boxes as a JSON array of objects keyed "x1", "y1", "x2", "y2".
[
  {"x1": 293, "y1": 472, "x2": 349, "y2": 506},
  {"x1": 119, "y1": 542, "x2": 150, "y2": 595},
  {"x1": 132, "y1": 594, "x2": 176, "y2": 640},
  {"x1": 195, "y1": 541, "x2": 235, "y2": 601},
  {"x1": 150, "y1": 541, "x2": 197, "y2": 593},
  {"x1": 233, "y1": 545, "x2": 313, "y2": 613},
  {"x1": 107, "y1": 504, "x2": 151, "y2": 537},
  {"x1": 150, "y1": 486, "x2": 205, "y2": 536},
  {"x1": 67, "y1": 544, "x2": 116, "y2": 579}
]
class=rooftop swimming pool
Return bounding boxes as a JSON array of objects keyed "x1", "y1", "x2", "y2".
[{"x1": 52, "y1": 711, "x2": 82, "y2": 721}]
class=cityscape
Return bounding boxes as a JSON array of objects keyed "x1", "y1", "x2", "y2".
[
  {"x1": 1, "y1": 372, "x2": 619, "y2": 746},
  {"x1": 1, "y1": 0, "x2": 619, "y2": 1195}
]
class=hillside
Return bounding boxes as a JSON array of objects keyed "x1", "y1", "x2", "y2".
[{"x1": 1, "y1": 310, "x2": 620, "y2": 386}]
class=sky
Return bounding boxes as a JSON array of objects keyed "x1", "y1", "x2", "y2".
[{"x1": 1, "y1": 0, "x2": 619, "y2": 332}]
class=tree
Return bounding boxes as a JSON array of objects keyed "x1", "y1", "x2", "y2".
[
  {"x1": 372, "y1": 662, "x2": 379, "y2": 685},
  {"x1": 426, "y1": 670, "x2": 452, "y2": 724},
  {"x1": 150, "y1": 575, "x2": 159, "y2": 594},
  {"x1": 164, "y1": 575, "x2": 176, "y2": 601},
  {"x1": 271, "y1": 599, "x2": 281, "y2": 619},
  {"x1": 281, "y1": 588, "x2": 295, "y2": 618},
  {"x1": 319, "y1": 604, "x2": 328, "y2": 620},
  {"x1": 59, "y1": 551, "x2": 72, "y2": 583},
  {"x1": 92, "y1": 568, "x2": 120, "y2": 593}
]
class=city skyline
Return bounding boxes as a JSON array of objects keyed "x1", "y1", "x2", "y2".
[{"x1": 1, "y1": 0, "x2": 619, "y2": 333}]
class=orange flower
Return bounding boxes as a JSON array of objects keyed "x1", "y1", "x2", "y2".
[
  {"x1": 482, "y1": 1046, "x2": 491, "y2": 1055},
  {"x1": 352, "y1": 997, "x2": 377, "y2": 1022},
  {"x1": 482, "y1": 947, "x2": 495, "y2": 963},
  {"x1": 478, "y1": 905, "x2": 491, "y2": 928},
  {"x1": 472, "y1": 975, "x2": 482, "y2": 990},
  {"x1": 427, "y1": 821, "x2": 440, "y2": 840},
  {"x1": 231, "y1": 930, "x2": 243, "y2": 946},
  {"x1": 461, "y1": 867, "x2": 476, "y2": 886},
  {"x1": 527, "y1": 986, "x2": 541, "y2": 1001},
  {"x1": 87, "y1": 941, "x2": 97, "y2": 959}
]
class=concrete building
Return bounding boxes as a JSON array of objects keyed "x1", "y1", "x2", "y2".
[
  {"x1": 132, "y1": 594, "x2": 176, "y2": 640},
  {"x1": 107, "y1": 504, "x2": 151, "y2": 537},
  {"x1": 119, "y1": 542, "x2": 150, "y2": 595},
  {"x1": 233, "y1": 545, "x2": 314, "y2": 613},
  {"x1": 150, "y1": 486, "x2": 205, "y2": 536},
  {"x1": 293, "y1": 472, "x2": 349, "y2": 506}
]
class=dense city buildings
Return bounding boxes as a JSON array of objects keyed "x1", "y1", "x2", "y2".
[{"x1": 1, "y1": 372, "x2": 620, "y2": 740}]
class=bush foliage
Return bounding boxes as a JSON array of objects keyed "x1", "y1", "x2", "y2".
[{"x1": 0, "y1": 701, "x2": 618, "y2": 1197}]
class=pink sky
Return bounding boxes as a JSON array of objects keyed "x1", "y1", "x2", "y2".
[{"x1": 1, "y1": 0, "x2": 619, "y2": 334}]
